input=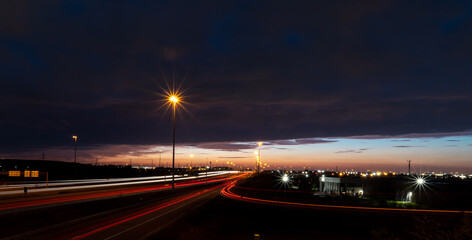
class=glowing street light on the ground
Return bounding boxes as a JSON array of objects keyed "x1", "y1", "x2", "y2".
[
  {"x1": 417, "y1": 178, "x2": 425, "y2": 184},
  {"x1": 282, "y1": 174, "x2": 289, "y2": 182}
]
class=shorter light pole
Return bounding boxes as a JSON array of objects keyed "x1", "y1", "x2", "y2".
[
  {"x1": 158, "y1": 150, "x2": 163, "y2": 168},
  {"x1": 73, "y1": 135, "x2": 78, "y2": 178}
]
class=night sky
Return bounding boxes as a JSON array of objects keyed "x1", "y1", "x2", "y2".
[{"x1": 1, "y1": 1, "x2": 472, "y2": 171}]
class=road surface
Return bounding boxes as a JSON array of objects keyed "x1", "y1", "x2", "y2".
[{"x1": 2, "y1": 174, "x2": 244, "y2": 240}]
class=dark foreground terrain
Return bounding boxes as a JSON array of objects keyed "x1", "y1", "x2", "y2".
[{"x1": 157, "y1": 193, "x2": 471, "y2": 240}]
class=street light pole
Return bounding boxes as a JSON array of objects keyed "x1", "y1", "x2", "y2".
[
  {"x1": 73, "y1": 135, "x2": 78, "y2": 178},
  {"x1": 158, "y1": 150, "x2": 162, "y2": 168},
  {"x1": 172, "y1": 102, "x2": 176, "y2": 191},
  {"x1": 166, "y1": 94, "x2": 180, "y2": 191}
]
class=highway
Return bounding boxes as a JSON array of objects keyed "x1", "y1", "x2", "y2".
[
  {"x1": 2, "y1": 173, "x2": 245, "y2": 240},
  {"x1": 0, "y1": 171, "x2": 237, "y2": 195},
  {"x1": 0, "y1": 172, "x2": 239, "y2": 214}
]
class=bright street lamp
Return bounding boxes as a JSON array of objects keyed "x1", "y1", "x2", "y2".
[{"x1": 169, "y1": 95, "x2": 179, "y2": 103}]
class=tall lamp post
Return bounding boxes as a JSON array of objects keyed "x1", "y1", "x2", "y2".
[
  {"x1": 72, "y1": 135, "x2": 78, "y2": 178},
  {"x1": 169, "y1": 95, "x2": 179, "y2": 191}
]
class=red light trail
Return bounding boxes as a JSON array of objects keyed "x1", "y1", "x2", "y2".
[
  {"x1": 69, "y1": 184, "x2": 223, "y2": 240},
  {"x1": 0, "y1": 174, "x2": 240, "y2": 211},
  {"x1": 65, "y1": 173, "x2": 247, "y2": 240},
  {"x1": 221, "y1": 180, "x2": 472, "y2": 215}
]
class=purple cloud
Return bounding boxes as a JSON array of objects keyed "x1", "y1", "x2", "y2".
[
  {"x1": 335, "y1": 148, "x2": 368, "y2": 154},
  {"x1": 191, "y1": 142, "x2": 256, "y2": 152},
  {"x1": 268, "y1": 138, "x2": 337, "y2": 145}
]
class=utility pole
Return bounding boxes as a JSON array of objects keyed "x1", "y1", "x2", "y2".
[
  {"x1": 407, "y1": 160, "x2": 411, "y2": 175},
  {"x1": 42, "y1": 152, "x2": 45, "y2": 161}
]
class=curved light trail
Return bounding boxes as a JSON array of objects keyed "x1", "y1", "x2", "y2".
[
  {"x1": 221, "y1": 181, "x2": 472, "y2": 215},
  {"x1": 66, "y1": 174, "x2": 246, "y2": 240}
]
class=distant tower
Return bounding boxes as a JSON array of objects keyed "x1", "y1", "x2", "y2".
[
  {"x1": 42, "y1": 152, "x2": 45, "y2": 161},
  {"x1": 407, "y1": 160, "x2": 411, "y2": 175}
]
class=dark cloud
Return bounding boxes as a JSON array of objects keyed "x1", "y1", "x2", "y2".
[
  {"x1": 344, "y1": 131, "x2": 472, "y2": 140},
  {"x1": 267, "y1": 139, "x2": 337, "y2": 145},
  {"x1": 190, "y1": 142, "x2": 256, "y2": 152},
  {"x1": 1, "y1": 1, "x2": 472, "y2": 153},
  {"x1": 179, "y1": 138, "x2": 336, "y2": 152}
]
